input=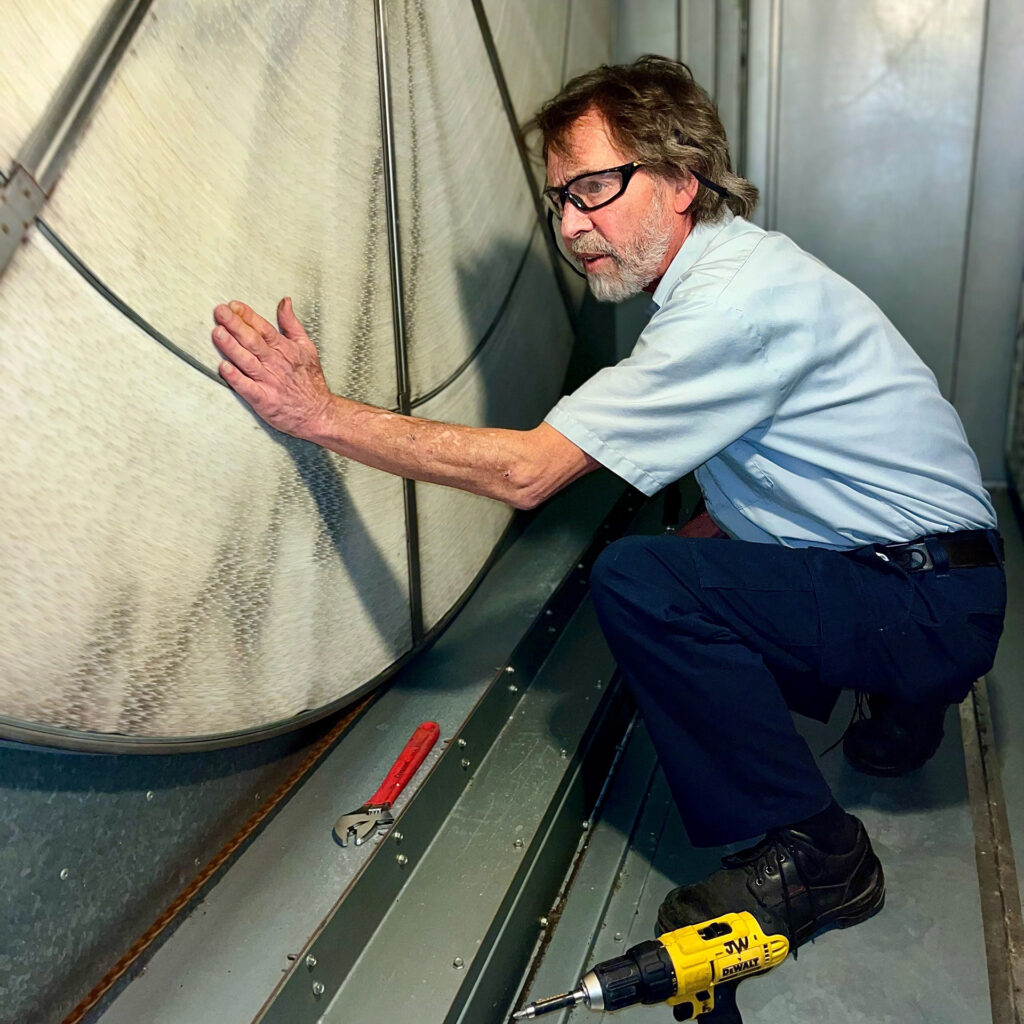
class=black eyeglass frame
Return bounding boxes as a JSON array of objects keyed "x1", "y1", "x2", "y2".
[{"x1": 542, "y1": 161, "x2": 644, "y2": 217}]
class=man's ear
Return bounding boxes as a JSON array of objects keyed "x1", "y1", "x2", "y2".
[{"x1": 672, "y1": 174, "x2": 700, "y2": 215}]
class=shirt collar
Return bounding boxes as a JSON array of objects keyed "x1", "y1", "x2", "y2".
[{"x1": 651, "y1": 211, "x2": 734, "y2": 308}]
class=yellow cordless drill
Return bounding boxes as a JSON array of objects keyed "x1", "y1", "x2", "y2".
[{"x1": 512, "y1": 912, "x2": 788, "y2": 1024}]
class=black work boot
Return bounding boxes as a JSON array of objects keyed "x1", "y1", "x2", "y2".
[
  {"x1": 656, "y1": 817, "x2": 885, "y2": 948},
  {"x1": 843, "y1": 694, "x2": 947, "y2": 777}
]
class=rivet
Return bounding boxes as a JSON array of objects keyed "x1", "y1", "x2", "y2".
[
  {"x1": 614, "y1": 932, "x2": 623, "y2": 942},
  {"x1": 460, "y1": 758, "x2": 471, "y2": 769},
  {"x1": 581, "y1": 820, "x2": 591, "y2": 830},
  {"x1": 505, "y1": 665, "x2": 516, "y2": 674},
  {"x1": 312, "y1": 981, "x2": 325, "y2": 997},
  {"x1": 508, "y1": 684, "x2": 519, "y2": 693},
  {"x1": 392, "y1": 831, "x2": 403, "y2": 843},
  {"x1": 396, "y1": 854, "x2": 408, "y2": 866},
  {"x1": 457, "y1": 738, "x2": 467, "y2": 748},
  {"x1": 514, "y1": 838, "x2": 525, "y2": 848},
  {"x1": 59, "y1": 868, "x2": 69, "y2": 880},
  {"x1": 145, "y1": 791, "x2": 154, "y2": 801},
  {"x1": 559, "y1": 749, "x2": 568, "y2": 759},
  {"x1": 453, "y1": 957, "x2": 464, "y2": 969},
  {"x1": 539, "y1": 916, "x2": 549, "y2": 928},
  {"x1": 305, "y1": 954, "x2": 317, "y2": 969},
  {"x1": 545, "y1": 609, "x2": 553, "y2": 616}
]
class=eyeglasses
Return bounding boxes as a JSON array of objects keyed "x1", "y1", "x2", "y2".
[{"x1": 542, "y1": 161, "x2": 644, "y2": 218}]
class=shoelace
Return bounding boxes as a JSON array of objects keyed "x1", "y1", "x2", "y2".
[
  {"x1": 722, "y1": 831, "x2": 820, "y2": 958},
  {"x1": 818, "y1": 689, "x2": 870, "y2": 757}
]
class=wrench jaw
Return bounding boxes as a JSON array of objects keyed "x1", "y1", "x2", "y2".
[{"x1": 333, "y1": 804, "x2": 395, "y2": 847}]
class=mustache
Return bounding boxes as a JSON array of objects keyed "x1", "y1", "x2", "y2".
[{"x1": 569, "y1": 233, "x2": 619, "y2": 260}]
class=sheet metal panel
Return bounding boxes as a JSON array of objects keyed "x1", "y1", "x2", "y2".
[
  {"x1": 950, "y1": 0, "x2": 1024, "y2": 480},
  {"x1": 316, "y1": 602, "x2": 621, "y2": 1024},
  {"x1": 769, "y1": 0, "x2": 986, "y2": 395}
]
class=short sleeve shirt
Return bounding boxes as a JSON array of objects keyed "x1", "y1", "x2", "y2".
[{"x1": 544, "y1": 213, "x2": 996, "y2": 548}]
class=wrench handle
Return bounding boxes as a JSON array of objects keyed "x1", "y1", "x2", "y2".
[{"x1": 369, "y1": 721, "x2": 440, "y2": 806}]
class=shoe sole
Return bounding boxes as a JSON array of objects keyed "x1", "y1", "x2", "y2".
[
  {"x1": 656, "y1": 863, "x2": 887, "y2": 942},
  {"x1": 798, "y1": 862, "x2": 886, "y2": 944}
]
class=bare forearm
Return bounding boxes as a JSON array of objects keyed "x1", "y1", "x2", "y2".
[
  {"x1": 212, "y1": 298, "x2": 598, "y2": 508},
  {"x1": 307, "y1": 396, "x2": 589, "y2": 509}
]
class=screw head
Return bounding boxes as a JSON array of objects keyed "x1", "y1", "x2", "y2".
[
  {"x1": 508, "y1": 684, "x2": 519, "y2": 693},
  {"x1": 396, "y1": 854, "x2": 408, "y2": 866},
  {"x1": 457, "y1": 738, "x2": 467, "y2": 748},
  {"x1": 392, "y1": 831, "x2": 403, "y2": 843},
  {"x1": 614, "y1": 932, "x2": 623, "y2": 942},
  {"x1": 505, "y1": 665, "x2": 516, "y2": 674},
  {"x1": 305, "y1": 954, "x2": 317, "y2": 969},
  {"x1": 59, "y1": 868, "x2": 69, "y2": 880},
  {"x1": 581, "y1": 820, "x2": 591, "y2": 830},
  {"x1": 145, "y1": 791, "x2": 154, "y2": 801},
  {"x1": 460, "y1": 758, "x2": 471, "y2": 769},
  {"x1": 513, "y1": 838, "x2": 525, "y2": 849},
  {"x1": 559, "y1": 748, "x2": 568, "y2": 759},
  {"x1": 453, "y1": 957, "x2": 464, "y2": 969},
  {"x1": 539, "y1": 916, "x2": 549, "y2": 928},
  {"x1": 312, "y1": 981, "x2": 325, "y2": 997}
]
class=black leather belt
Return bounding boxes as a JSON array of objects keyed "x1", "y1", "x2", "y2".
[{"x1": 877, "y1": 529, "x2": 1003, "y2": 573}]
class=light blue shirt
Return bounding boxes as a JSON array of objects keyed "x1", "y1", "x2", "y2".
[{"x1": 545, "y1": 214, "x2": 997, "y2": 549}]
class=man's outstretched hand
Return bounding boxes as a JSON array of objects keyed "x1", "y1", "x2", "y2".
[{"x1": 212, "y1": 298, "x2": 333, "y2": 439}]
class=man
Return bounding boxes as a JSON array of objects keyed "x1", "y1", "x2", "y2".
[{"x1": 212, "y1": 57, "x2": 1005, "y2": 949}]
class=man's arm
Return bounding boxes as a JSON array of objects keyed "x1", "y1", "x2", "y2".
[{"x1": 212, "y1": 299, "x2": 598, "y2": 510}]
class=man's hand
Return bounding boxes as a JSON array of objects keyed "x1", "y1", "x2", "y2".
[
  {"x1": 212, "y1": 297, "x2": 332, "y2": 439},
  {"x1": 210, "y1": 296, "x2": 598, "y2": 507}
]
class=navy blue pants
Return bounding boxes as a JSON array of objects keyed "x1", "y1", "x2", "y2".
[{"x1": 589, "y1": 532, "x2": 1006, "y2": 847}]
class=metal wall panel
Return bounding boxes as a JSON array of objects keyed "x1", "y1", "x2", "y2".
[
  {"x1": 952, "y1": 0, "x2": 1024, "y2": 481},
  {"x1": 762, "y1": 0, "x2": 986, "y2": 397}
]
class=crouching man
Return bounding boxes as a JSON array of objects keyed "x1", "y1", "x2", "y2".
[{"x1": 211, "y1": 57, "x2": 1005, "y2": 950}]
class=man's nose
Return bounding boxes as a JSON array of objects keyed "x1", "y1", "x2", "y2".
[{"x1": 560, "y1": 202, "x2": 594, "y2": 241}]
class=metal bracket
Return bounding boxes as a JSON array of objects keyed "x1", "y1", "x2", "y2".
[{"x1": 0, "y1": 166, "x2": 45, "y2": 279}]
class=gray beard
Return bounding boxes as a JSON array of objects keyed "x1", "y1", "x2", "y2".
[{"x1": 574, "y1": 200, "x2": 675, "y2": 303}]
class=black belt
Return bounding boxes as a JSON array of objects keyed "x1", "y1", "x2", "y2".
[{"x1": 877, "y1": 529, "x2": 1003, "y2": 573}]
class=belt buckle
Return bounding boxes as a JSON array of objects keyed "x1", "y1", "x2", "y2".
[{"x1": 884, "y1": 540, "x2": 933, "y2": 573}]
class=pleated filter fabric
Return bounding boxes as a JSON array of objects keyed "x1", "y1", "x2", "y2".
[{"x1": 0, "y1": 0, "x2": 610, "y2": 745}]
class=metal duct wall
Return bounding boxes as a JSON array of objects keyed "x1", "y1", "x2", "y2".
[{"x1": 0, "y1": 0, "x2": 613, "y2": 751}]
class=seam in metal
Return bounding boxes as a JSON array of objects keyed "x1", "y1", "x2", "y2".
[
  {"x1": 949, "y1": 0, "x2": 992, "y2": 406},
  {"x1": 374, "y1": 0, "x2": 424, "y2": 644},
  {"x1": 410, "y1": 221, "x2": 539, "y2": 409}
]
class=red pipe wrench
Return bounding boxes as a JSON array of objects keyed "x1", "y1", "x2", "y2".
[{"x1": 333, "y1": 721, "x2": 440, "y2": 846}]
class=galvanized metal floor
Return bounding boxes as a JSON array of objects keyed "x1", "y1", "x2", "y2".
[{"x1": 518, "y1": 490, "x2": 1024, "y2": 1024}]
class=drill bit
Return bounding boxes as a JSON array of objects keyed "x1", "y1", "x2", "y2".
[{"x1": 512, "y1": 987, "x2": 587, "y2": 1019}]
